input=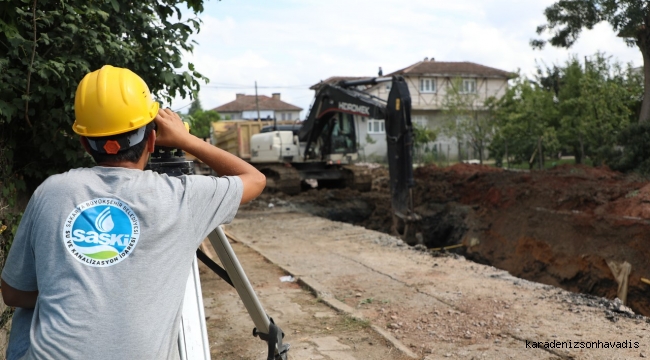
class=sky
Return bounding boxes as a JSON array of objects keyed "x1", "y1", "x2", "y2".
[{"x1": 173, "y1": 0, "x2": 643, "y2": 117}]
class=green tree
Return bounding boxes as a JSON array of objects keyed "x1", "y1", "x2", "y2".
[
  {"x1": 188, "y1": 98, "x2": 203, "y2": 116},
  {"x1": 531, "y1": 1, "x2": 650, "y2": 123},
  {"x1": 561, "y1": 55, "x2": 631, "y2": 164},
  {"x1": 187, "y1": 110, "x2": 220, "y2": 139},
  {"x1": 0, "y1": 0, "x2": 208, "y2": 269},
  {"x1": 607, "y1": 123, "x2": 650, "y2": 174},
  {"x1": 534, "y1": 54, "x2": 639, "y2": 164},
  {"x1": 441, "y1": 78, "x2": 494, "y2": 164},
  {"x1": 412, "y1": 123, "x2": 438, "y2": 165},
  {"x1": 1, "y1": 0, "x2": 207, "y2": 187},
  {"x1": 489, "y1": 76, "x2": 561, "y2": 169}
]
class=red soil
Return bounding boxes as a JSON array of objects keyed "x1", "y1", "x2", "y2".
[{"x1": 411, "y1": 163, "x2": 650, "y2": 316}]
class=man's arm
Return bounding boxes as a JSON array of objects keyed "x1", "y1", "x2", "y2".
[
  {"x1": 153, "y1": 109, "x2": 266, "y2": 204},
  {"x1": 1, "y1": 279, "x2": 38, "y2": 309}
]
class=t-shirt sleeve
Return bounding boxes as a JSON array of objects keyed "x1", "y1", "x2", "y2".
[
  {"x1": 2, "y1": 195, "x2": 39, "y2": 292},
  {"x1": 185, "y1": 175, "x2": 243, "y2": 246}
]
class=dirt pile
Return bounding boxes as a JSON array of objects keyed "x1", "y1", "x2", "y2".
[
  {"x1": 419, "y1": 164, "x2": 650, "y2": 317},
  {"x1": 250, "y1": 163, "x2": 650, "y2": 316}
]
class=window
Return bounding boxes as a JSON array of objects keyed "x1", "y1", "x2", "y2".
[
  {"x1": 412, "y1": 115, "x2": 427, "y2": 128},
  {"x1": 367, "y1": 119, "x2": 385, "y2": 134},
  {"x1": 386, "y1": 82, "x2": 392, "y2": 91},
  {"x1": 281, "y1": 113, "x2": 286, "y2": 121},
  {"x1": 286, "y1": 113, "x2": 292, "y2": 121},
  {"x1": 420, "y1": 78, "x2": 436, "y2": 93},
  {"x1": 461, "y1": 79, "x2": 476, "y2": 94}
]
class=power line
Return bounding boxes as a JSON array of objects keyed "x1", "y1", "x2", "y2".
[
  {"x1": 203, "y1": 82, "x2": 313, "y2": 90},
  {"x1": 172, "y1": 102, "x2": 193, "y2": 112}
]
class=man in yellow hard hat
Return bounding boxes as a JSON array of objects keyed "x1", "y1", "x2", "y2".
[{"x1": 1, "y1": 65, "x2": 266, "y2": 359}]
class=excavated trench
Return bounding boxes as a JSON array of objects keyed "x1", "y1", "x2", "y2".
[{"x1": 251, "y1": 163, "x2": 650, "y2": 317}]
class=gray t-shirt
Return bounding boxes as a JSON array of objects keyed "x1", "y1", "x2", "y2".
[{"x1": 2, "y1": 166, "x2": 243, "y2": 359}]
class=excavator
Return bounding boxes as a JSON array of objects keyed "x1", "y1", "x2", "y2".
[{"x1": 248, "y1": 76, "x2": 421, "y2": 243}]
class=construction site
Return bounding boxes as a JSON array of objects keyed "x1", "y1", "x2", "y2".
[
  {"x1": 265, "y1": 162, "x2": 650, "y2": 317},
  {"x1": 197, "y1": 154, "x2": 650, "y2": 360},
  {"x1": 7, "y1": 1, "x2": 650, "y2": 359},
  {"x1": 182, "y1": 71, "x2": 650, "y2": 359}
]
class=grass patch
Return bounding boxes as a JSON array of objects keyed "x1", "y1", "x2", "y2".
[
  {"x1": 342, "y1": 315, "x2": 371, "y2": 330},
  {"x1": 359, "y1": 297, "x2": 374, "y2": 305}
]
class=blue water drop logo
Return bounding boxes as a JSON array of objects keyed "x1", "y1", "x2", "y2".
[
  {"x1": 95, "y1": 207, "x2": 115, "y2": 232},
  {"x1": 63, "y1": 198, "x2": 140, "y2": 267}
]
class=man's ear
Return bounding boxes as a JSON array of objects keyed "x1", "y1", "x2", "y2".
[
  {"x1": 80, "y1": 137, "x2": 92, "y2": 154},
  {"x1": 147, "y1": 130, "x2": 156, "y2": 153}
]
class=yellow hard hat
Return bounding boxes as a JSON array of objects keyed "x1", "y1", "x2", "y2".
[{"x1": 72, "y1": 65, "x2": 159, "y2": 137}]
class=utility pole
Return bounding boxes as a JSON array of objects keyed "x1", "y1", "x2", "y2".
[{"x1": 255, "y1": 81, "x2": 261, "y2": 122}]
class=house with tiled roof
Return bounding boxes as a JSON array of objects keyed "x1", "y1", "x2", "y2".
[
  {"x1": 369, "y1": 59, "x2": 515, "y2": 109},
  {"x1": 212, "y1": 93, "x2": 302, "y2": 121},
  {"x1": 310, "y1": 58, "x2": 515, "y2": 161}
]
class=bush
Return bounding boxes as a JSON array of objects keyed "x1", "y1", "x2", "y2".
[{"x1": 607, "y1": 123, "x2": 650, "y2": 174}]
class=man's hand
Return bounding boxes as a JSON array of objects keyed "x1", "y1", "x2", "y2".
[
  {"x1": 154, "y1": 108, "x2": 192, "y2": 149},
  {"x1": 153, "y1": 108, "x2": 266, "y2": 203}
]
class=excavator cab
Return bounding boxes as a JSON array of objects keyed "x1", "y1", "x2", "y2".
[
  {"x1": 312, "y1": 113, "x2": 357, "y2": 161},
  {"x1": 300, "y1": 84, "x2": 385, "y2": 162}
]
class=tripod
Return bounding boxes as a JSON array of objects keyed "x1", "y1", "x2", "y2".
[{"x1": 148, "y1": 145, "x2": 289, "y2": 360}]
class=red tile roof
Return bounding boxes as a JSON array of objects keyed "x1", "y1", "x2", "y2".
[
  {"x1": 388, "y1": 60, "x2": 516, "y2": 79},
  {"x1": 309, "y1": 61, "x2": 515, "y2": 90},
  {"x1": 212, "y1": 94, "x2": 302, "y2": 112}
]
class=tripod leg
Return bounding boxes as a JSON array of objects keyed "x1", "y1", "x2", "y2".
[
  {"x1": 178, "y1": 257, "x2": 211, "y2": 360},
  {"x1": 207, "y1": 227, "x2": 289, "y2": 359}
]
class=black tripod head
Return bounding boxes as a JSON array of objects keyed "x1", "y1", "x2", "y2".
[
  {"x1": 145, "y1": 115, "x2": 194, "y2": 176},
  {"x1": 146, "y1": 145, "x2": 194, "y2": 176}
]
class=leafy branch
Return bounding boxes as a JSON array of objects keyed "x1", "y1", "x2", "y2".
[{"x1": 23, "y1": 0, "x2": 38, "y2": 128}]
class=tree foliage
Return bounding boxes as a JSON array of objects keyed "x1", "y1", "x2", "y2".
[
  {"x1": 532, "y1": 0, "x2": 650, "y2": 123},
  {"x1": 412, "y1": 123, "x2": 438, "y2": 165},
  {"x1": 186, "y1": 110, "x2": 221, "y2": 139},
  {"x1": 489, "y1": 75, "x2": 560, "y2": 169},
  {"x1": 0, "y1": 0, "x2": 208, "y2": 252},
  {"x1": 606, "y1": 123, "x2": 650, "y2": 174},
  {"x1": 180, "y1": 97, "x2": 220, "y2": 139},
  {"x1": 490, "y1": 54, "x2": 641, "y2": 168},
  {"x1": 188, "y1": 97, "x2": 203, "y2": 116},
  {"x1": 557, "y1": 55, "x2": 634, "y2": 164},
  {"x1": 1, "y1": 0, "x2": 207, "y2": 183},
  {"x1": 441, "y1": 78, "x2": 495, "y2": 164}
]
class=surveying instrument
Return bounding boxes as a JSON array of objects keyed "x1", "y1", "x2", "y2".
[{"x1": 148, "y1": 142, "x2": 290, "y2": 360}]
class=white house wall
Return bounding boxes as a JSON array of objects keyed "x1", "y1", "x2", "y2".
[
  {"x1": 221, "y1": 110, "x2": 301, "y2": 121},
  {"x1": 354, "y1": 115, "x2": 388, "y2": 162},
  {"x1": 242, "y1": 110, "x2": 274, "y2": 120},
  {"x1": 276, "y1": 111, "x2": 301, "y2": 121},
  {"x1": 368, "y1": 76, "x2": 508, "y2": 110},
  {"x1": 362, "y1": 75, "x2": 508, "y2": 161},
  {"x1": 220, "y1": 112, "x2": 241, "y2": 120}
]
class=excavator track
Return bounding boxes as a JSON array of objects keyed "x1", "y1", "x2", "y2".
[
  {"x1": 342, "y1": 164, "x2": 372, "y2": 192},
  {"x1": 258, "y1": 164, "x2": 302, "y2": 195}
]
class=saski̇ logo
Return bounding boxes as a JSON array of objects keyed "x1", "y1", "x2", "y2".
[{"x1": 63, "y1": 198, "x2": 140, "y2": 267}]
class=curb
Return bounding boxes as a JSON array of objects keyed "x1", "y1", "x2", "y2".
[
  {"x1": 226, "y1": 231, "x2": 419, "y2": 359},
  {"x1": 297, "y1": 276, "x2": 419, "y2": 359}
]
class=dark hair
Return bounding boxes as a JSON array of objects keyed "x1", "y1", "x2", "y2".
[{"x1": 87, "y1": 122, "x2": 155, "y2": 164}]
